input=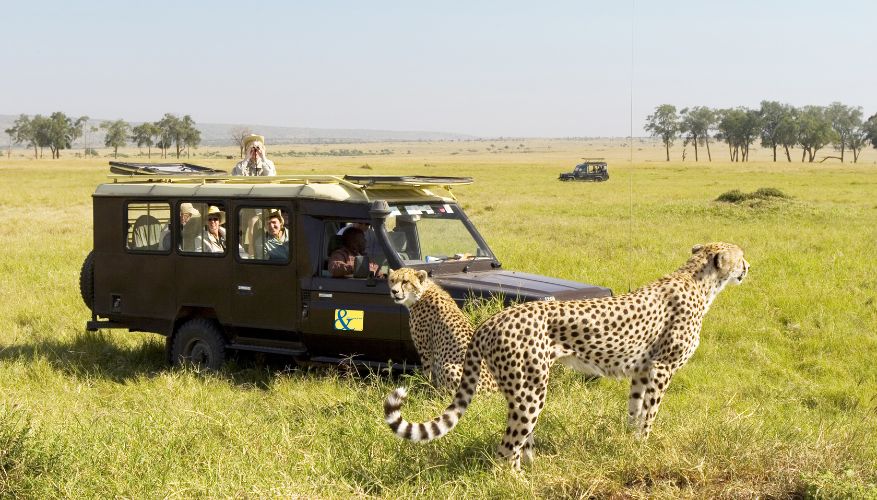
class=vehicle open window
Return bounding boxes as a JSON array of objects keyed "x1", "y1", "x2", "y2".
[
  {"x1": 384, "y1": 204, "x2": 492, "y2": 264},
  {"x1": 178, "y1": 202, "x2": 227, "y2": 255},
  {"x1": 126, "y1": 202, "x2": 170, "y2": 252},
  {"x1": 238, "y1": 207, "x2": 290, "y2": 262},
  {"x1": 321, "y1": 220, "x2": 384, "y2": 277}
]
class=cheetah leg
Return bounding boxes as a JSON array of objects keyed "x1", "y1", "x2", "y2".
[
  {"x1": 627, "y1": 374, "x2": 647, "y2": 430},
  {"x1": 521, "y1": 432, "x2": 535, "y2": 465},
  {"x1": 637, "y1": 363, "x2": 674, "y2": 439},
  {"x1": 419, "y1": 351, "x2": 435, "y2": 386},
  {"x1": 436, "y1": 362, "x2": 463, "y2": 391},
  {"x1": 496, "y1": 362, "x2": 549, "y2": 470}
]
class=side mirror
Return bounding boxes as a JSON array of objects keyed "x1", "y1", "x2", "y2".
[{"x1": 353, "y1": 255, "x2": 370, "y2": 279}]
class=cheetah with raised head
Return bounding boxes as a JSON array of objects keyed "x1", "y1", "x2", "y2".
[
  {"x1": 384, "y1": 243, "x2": 749, "y2": 470},
  {"x1": 389, "y1": 268, "x2": 497, "y2": 392}
]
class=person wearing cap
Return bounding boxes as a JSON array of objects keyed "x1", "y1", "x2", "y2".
[
  {"x1": 160, "y1": 202, "x2": 201, "y2": 250},
  {"x1": 232, "y1": 134, "x2": 276, "y2": 176},
  {"x1": 263, "y1": 210, "x2": 289, "y2": 260},
  {"x1": 195, "y1": 205, "x2": 226, "y2": 253}
]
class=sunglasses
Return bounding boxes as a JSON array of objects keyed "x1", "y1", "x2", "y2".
[{"x1": 208, "y1": 217, "x2": 220, "y2": 222}]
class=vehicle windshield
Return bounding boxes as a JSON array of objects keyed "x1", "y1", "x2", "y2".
[{"x1": 382, "y1": 203, "x2": 494, "y2": 264}]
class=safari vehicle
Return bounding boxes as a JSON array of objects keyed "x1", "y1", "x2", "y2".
[
  {"x1": 558, "y1": 158, "x2": 609, "y2": 182},
  {"x1": 80, "y1": 162, "x2": 611, "y2": 370}
]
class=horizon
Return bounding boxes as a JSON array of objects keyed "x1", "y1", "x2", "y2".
[{"x1": 3, "y1": 1, "x2": 876, "y2": 137}]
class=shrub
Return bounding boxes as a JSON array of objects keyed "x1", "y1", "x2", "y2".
[
  {"x1": 716, "y1": 187, "x2": 789, "y2": 203},
  {"x1": 716, "y1": 189, "x2": 748, "y2": 203},
  {"x1": 753, "y1": 187, "x2": 789, "y2": 199}
]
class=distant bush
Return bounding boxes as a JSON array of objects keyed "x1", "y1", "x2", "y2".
[
  {"x1": 716, "y1": 189, "x2": 748, "y2": 203},
  {"x1": 752, "y1": 187, "x2": 789, "y2": 199},
  {"x1": 716, "y1": 187, "x2": 789, "y2": 203}
]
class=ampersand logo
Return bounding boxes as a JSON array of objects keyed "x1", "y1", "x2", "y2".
[{"x1": 334, "y1": 309, "x2": 364, "y2": 331}]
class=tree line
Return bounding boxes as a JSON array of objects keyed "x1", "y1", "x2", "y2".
[
  {"x1": 5, "y1": 112, "x2": 201, "y2": 159},
  {"x1": 644, "y1": 102, "x2": 877, "y2": 163}
]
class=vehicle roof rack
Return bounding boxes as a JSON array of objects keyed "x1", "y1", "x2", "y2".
[
  {"x1": 342, "y1": 175, "x2": 472, "y2": 186},
  {"x1": 109, "y1": 161, "x2": 227, "y2": 176},
  {"x1": 104, "y1": 163, "x2": 473, "y2": 199},
  {"x1": 579, "y1": 157, "x2": 606, "y2": 161}
]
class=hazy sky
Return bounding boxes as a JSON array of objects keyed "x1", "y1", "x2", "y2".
[{"x1": 3, "y1": 0, "x2": 875, "y2": 137}]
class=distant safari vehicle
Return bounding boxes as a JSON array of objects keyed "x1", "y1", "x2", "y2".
[
  {"x1": 558, "y1": 158, "x2": 609, "y2": 182},
  {"x1": 80, "y1": 162, "x2": 611, "y2": 370}
]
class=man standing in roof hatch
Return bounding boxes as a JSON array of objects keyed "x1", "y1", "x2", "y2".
[{"x1": 232, "y1": 134, "x2": 276, "y2": 176}]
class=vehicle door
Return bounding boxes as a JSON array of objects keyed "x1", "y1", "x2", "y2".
[
  {"x1": 175, "y1": 200, "x2": 234, "y2": 322},
  {"x1": 230, "y1": 204, "x2": 298, "y2": 331},
  {"x1": 300, "y1": 220, "x2": 404, "y2": 361}
]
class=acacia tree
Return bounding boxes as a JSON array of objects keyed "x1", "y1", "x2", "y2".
[
  {"x1": 846, "y1": 125, "x2": 868, "y2": 163},
  {"x1": 797, "y1": 106, "x2": 836, "y2": 162},
  {"x1": 155, "y1": 113, "x2": 180, "y2": 158},
  {"x1": 644, "y1": 104, "x2": 678, "y2": 161},
  {"x1": 46, "y1": 111, "x2": 80, "y2": 159},
  {"x1": 231, "y1": 126, "x2": 253, "y2": 158},
  {"x1": 716, "y1": 108, "x2": 761, "y2": 162},
  {"x1": 102, "y1": 119, "x2": 130, "y2": 158},
  {"x1": 865, "y1": 113, "x2": 877, "y2": 151},
  {"x1": 179, "y1": 115, "x2": 200, "y2": 158},
  {"x1": 759, "y1": 101, "x2": 789, "y2": 162},
  {"x1": 131, "y1": 123, "x2": 159, "y2": 158},
  {"x1": 773, "y1": 105, "x2": 799, "y2": 162},
  {"x1": 5, "y1": 114, "x2": 36, "y2": 158},
  {"x1": 826, "y1": 102, "x2": 862, "y2": 162},
  {"x1": 678, "y1": 106, "x2": 715, "y2": 162}
]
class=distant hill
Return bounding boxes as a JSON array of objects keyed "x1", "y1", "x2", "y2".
[{"x1": 0, "y1": 114, "x2": 477, "y2": 148}]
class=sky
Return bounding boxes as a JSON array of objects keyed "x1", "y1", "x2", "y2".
[{"x1": 2, "y1": 0, "x2": 875, "y2": 137}]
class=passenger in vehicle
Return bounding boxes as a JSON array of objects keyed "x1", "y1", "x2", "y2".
[
  {"x1": 338, "y1": 222, "x2": 384, "y2": 266},
  {"x1": 160, "y1": 202, "x2": 200, "y2": 250},
  {"x1": 232, "y1": 134, "x2": 276, "y2": 176},
  {"x1": 264, "y1": 210, "x2": 289, "y2": 260},
  {"x1": 328, "y1": 227, "x2": 383, "y2": 278},
  {"x1": 194, "y1": 206, "x2": 226, "y2": 253}
]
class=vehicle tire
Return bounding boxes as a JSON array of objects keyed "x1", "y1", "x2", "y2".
[
  {"x1": 79, "y1": 251, "x2": 95, "y2": 311},
  {"x1": 171, "y1": 318, "x2": 226, "y2": 370}
]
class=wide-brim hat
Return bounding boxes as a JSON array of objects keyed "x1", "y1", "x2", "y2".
[
  {"x1": 244, "y1": 134, "x2": 265, "y2": 151},
  {"x1": 180, "y1": 202, "x2": 201, "y2": 218},
  {"x1": 206, "y1": 205, "x2": 226, "y2": 225}
]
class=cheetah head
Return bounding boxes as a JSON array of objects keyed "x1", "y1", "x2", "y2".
[
  {"x1": 388, "y1": 267, "x2": 430, "y2": 308},
  {"x1": 690, "y1": 242, "x2": 750, "y2": 288}
]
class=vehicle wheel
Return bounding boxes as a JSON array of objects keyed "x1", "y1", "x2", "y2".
[
  {"x1": 171, "y1": 318, "x2": 226, "y2": 370},
  {"x1": 79, "y1": 251, "x2": 95, "y2": 311}
]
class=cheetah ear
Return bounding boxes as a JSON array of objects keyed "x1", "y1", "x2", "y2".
[
  {"x1": 712, "y1": 250, "x2": 733, "y2": 274},
  {"x1": 388, "y1": 268, "x2": 397, "y2": 280},
  {"x1": 691, "y1": 244, "x2": 704, "y2": 254},
  {"x1": 415, "y1": 270, "x2": 428, "y2": 284}
]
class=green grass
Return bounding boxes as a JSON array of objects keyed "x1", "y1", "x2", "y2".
[{"x1": 1, "y1": 143, "x2": 876, "y2": 498}]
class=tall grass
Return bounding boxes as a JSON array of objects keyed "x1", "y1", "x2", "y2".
[{"x1": 1, "y1": 143, "x2": 876, "y2": 497}]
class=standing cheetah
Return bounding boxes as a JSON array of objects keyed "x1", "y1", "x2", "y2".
[
  {"x1": 389, "y1": 268, "x2": 497, "y2": 392},
  {"x1": 384, "y1": 243, "x2": 749, "y2": 470}
]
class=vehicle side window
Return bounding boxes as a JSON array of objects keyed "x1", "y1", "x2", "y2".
[
  {"x1": 238, "y1": 207, "x2": 290, "y2": 262},
  {"x1": 178, "y1": 202, "x2": 228, "y2": 255},
  {"x1": 126, "y1": 202, "x2": 170, "y2": 252}
]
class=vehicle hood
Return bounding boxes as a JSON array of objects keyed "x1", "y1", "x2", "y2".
[{"x1": 432, "y1": 269, "x2": 611, "y2": 303}]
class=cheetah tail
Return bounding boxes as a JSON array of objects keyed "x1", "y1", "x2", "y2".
[{"x1": 383, "y1": 344, "x2": 483, "y2": 442}]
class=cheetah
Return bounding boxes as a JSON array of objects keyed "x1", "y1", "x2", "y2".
[
  {"x1": 384, "y1": 243, "x2": 749, "y2": 470},
  {"x1": 389, "y1": 268, "x2": 497, "y2": 392}
]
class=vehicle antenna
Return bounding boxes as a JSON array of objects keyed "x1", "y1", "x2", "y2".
[{"x1": 627, "y1": 0, "x2": 636, "y2": 293}]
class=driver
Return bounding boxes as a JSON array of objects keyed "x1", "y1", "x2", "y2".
[{"x1": 328, "y1": 227, "x2": 383, "y2": 278}]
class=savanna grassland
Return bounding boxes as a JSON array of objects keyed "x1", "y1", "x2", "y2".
[{"x1": 1, "y1": 139, "x2": 876, "y2": 498}]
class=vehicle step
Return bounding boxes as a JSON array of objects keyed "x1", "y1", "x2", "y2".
[
  {"x1": 227, "y1": 342, "x2": 308, "y2": 357},
  {"x1": 86, "y1": 320, "x2": 128, "y2": 331}
]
